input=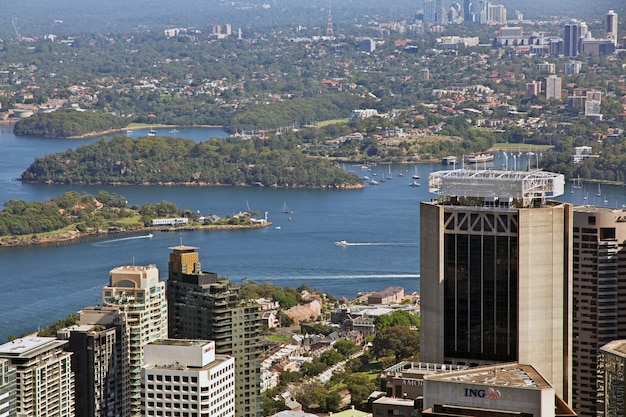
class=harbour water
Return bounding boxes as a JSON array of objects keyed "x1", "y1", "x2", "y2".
[{"x1": 0, "y1": 126, "x2": 625, "y2": 340}]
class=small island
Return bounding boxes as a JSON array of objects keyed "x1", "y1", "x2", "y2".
[
  {"x1": 0, "y1": 190, "x2": 271, "y2": 247},
  {"x1": 21, "y1": 135, "x2": 364, "y2": 189}
]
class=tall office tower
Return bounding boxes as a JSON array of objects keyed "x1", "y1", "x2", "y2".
[
  {"x1": 0, "y1": 358, "x2": 16, "y2": 417},
  {"x1": 58, "y1": 307, "x2": 129, "y2": 417},
  {"x1": 607, "y1": 10, "x2": 618, "y2": 45},
  {"x1": 423, "y1": 0, "x2": 435, "y2": 24},
  {"x1": 599, "y1": 340, "x2": 626, "y2": 417},
  {"x1": 572, "y1": 208, "x2": 626, "y2": 416},
  {"x1": 0, "y1": 336, "x2": 75, "y2": 417},
  {"x1": 463, "y1": 0, "x2": 473, "y2": 22},
  {"x1": 103, "y1": 265, "x2": 167, "y2": 416},
  {"x1": 564, "y1": 22, "x2": 581, "y2": 57},
  {"x1": 545, "y1": 75, "x2": 562, "y2": 100},
  {"x1": 142, "y1": 340, "x2": 235, "y2": 417},
  {"x1": 420, "y1": 169, "x2": 573, "y2": 402},
  {"x1": 167, "y1": 244, "x2": 263, "y2": 417}
]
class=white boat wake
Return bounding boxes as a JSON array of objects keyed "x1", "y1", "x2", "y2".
[
  {"x1": 336, "y1": 241, "x2": 416, "y2": 247},
  {"x1": 94, "y1": 233, "x2": 153, "y2": 246}
]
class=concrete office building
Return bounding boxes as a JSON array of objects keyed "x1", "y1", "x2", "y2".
[
  {"x1": 423, "y1": 363, "x2": 576, "y2": 416},
  {"x1": 0, "y1": 358, "x2": 16, "y2": 417},
  {"x1": 571, "y1": 208, "x2": 626, "y2": 416},
  {"x1": 599, "y1": 340, "x2": 626, "y2": 417},
  {"x1": 420, "y1": 169, "x2": 573, "y2": 402},
  {"x1": 102, "y1": 265, "x2": 168, "y2": 416},
  {"x1": 166, "y1": 244, "x2": 263, "y2": 417},
  {"x1": 58, "y1": 306, "x2": 129, "y2": 417},
  {"x1": 142, "y1": 340, "x2": 235, "y2": 417},
  {"x1": 0, "y1": 336, "x2": 75, "y2": 417}
]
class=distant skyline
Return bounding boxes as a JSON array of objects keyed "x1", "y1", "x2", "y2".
[{"x1": 0, "y1": 0, "x2": 624, "y2": 37}]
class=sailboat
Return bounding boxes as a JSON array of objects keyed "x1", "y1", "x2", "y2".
[
  {"x1": 597, "y1": 184, "x2": 602, "y2": 197},
  {"x1": 387, "y1": 165, "x2": 393, "y2": 180},
  {"x1": 412, "y1": 166, "x2": 420, "y2": 180},
  {"x1": 572, "y1": 176, "x2": 583, "y2": 189},
  {"x1": 282, "y1": 202, "x2": 293, "y2": 214}
]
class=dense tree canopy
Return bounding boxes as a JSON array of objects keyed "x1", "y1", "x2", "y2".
[
  {"x1": 14, "y1": 110, "x2": 129, "y2": 138},
  {"x1": 21, "y1": 135, "x2": 363, "y2": 188}
]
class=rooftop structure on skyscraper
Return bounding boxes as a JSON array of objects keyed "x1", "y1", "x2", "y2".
[{"x1": 427, "y1": 168, "x2": 564, "y2": 208}]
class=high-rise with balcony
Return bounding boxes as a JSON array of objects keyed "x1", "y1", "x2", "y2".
[
  {"x1": 0, "y1": 336, "x2": 75, "y2": 417},
  {"x1": 420, "y1": 169, "x2": 573, "y2": 402},
  {"x1": 102, "y1": 264, "x2": 167, "y2": 416},
  {"x1": 166, "y1": 244, "x2": 263, "y2": 417},
  {"x1": 0, "y1": 358, "x2": 16, "y2": 417},
  {"x1": 58, "y1": 306, "x2": 129, "y2": 417},
  {"x1": 572, "y1": 207, "x2": 626, "y2": 416}
]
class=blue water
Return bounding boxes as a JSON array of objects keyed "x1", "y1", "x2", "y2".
[{"x1": 0, "y1": 127, "x2": 625, "y2": 340}]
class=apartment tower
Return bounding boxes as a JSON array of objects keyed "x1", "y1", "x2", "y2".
[
  {"x1": 0, "y1": 358, "x2": 16, "y2": 417},
  {"x1": 166, "y1": 244, "x2": 263, "y2": 417},
  {"x1": 102, "y1": 264, "x2": 167, "y2": 416},
  {"x1": 572, "y1": 207, "x2": 626, "y2": 416},
  {"x1": 58, "y1": 306, "x2": 129, "y2": 417},
  {"x1": 0, "y1": 336, "x2": 75, "y2": 417},
  {"x1": 606, "y1": 10, "x2": 618, "y2": 45},
  {"x1": 420, "y1": 169, "x2": 573, "y2": 402}
]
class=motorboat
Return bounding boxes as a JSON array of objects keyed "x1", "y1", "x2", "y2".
[{"x1": 335, "y1": 240, "x2": 348, "y2": 247}]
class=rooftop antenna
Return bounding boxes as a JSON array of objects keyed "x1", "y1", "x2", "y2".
[{"x1": 326, "y1": 0, "x2": 334, "y2": 37}]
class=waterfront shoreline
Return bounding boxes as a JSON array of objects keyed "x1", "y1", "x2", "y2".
[{"x1": 0, "y1": 222, "x2": 272, "y2": 249}]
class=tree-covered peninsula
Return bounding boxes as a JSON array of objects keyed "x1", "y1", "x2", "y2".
[
  {"x1": 21, "y1": 135, "x2": 363, "y2": 188},
  {"x1": 13, "y1": 110, "x2": 129, "y2": 138}
]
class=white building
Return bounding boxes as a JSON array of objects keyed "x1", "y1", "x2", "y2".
[
  {"x1": 545, "y1": 75, "x2": 562, "y2": 100},
  {"x1": 142, "y1": 340, "x2": 235, "y2": 417},
  {"x1": 0, "y1": 336, "x2": 75, "y2": 417},
  {"x1": 0, "y1": 358, "x2": 16, "y2": 417},
  {"x1": 103, "y1": 265, "x2": 168, "y2": 416}
]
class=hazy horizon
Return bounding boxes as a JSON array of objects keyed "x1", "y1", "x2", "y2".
[{"x1": 1, "y1": 0, "x2": 624, "y2": 37}]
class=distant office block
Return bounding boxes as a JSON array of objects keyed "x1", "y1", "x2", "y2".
[
  {"x1": 545, "y1": 75, "x2": 562, "y2": 99},
  {"x1": 420, "y1": 68, "x2": 430, "y2": 81},
  {"x1": 564, "y1": 22, "x2": 583, "y2": 57},
  {"x1": 537, "y1": 62, "x2": 555, "y2": 73},
  {"x1": 564, "y1": 61, "x2": 581, "y2": 75},
  {"x1": 607, "y1": 10, "x2": 618, "y2": 45},
  {"x1": 359, "y1": 38, "x2": 376, "y2": 53},
  {"x1": 525, "y1": 81, "x2": 541, "y2": 97}
]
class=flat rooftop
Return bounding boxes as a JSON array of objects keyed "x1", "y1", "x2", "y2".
[
  {"x1": 601, "y1": 339, "x2": 626, "y2": 357},
  {"x1": 425, "y1": 363, "x2": 551, "y2": 390},
  {"x1": 0, "y1": 336, "x2": 68, "y2": 358}
]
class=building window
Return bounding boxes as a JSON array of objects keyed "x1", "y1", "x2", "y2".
[
  {"x1": 589, "y1": 216, "x2": 596, "y2": 225},
  {"x1": 600, "y1": 227, "x2": 616, "y2": 241}
]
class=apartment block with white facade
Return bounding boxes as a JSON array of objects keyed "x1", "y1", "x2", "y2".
[
  {"x1": 142, "y1": 340, "x2": 235, "y2": 417},
  {"x1": 0, "y1": 336, "x2": 74, "y2": 417}
]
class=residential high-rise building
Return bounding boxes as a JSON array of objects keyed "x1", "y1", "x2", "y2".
[
  {"x1": 487, "y1": 4, "x2": 506, "y2": 24},
  {"x1": 102, "y1": 265, "x2": 167, "y2": 416},
  {"x1": 545, "y1": 75, "x2": 562, "y2": 100},
  {"x1": 463, "y1": 0, "x2": 473, "y2": 22},
  {"x1": 607, "y1": 10, "x2": 618, "y2": 45},
  {"x1": 420, "y1": 169, "x2": 572, "y2": 402},
  {"x1": 58, "y1": 306, "x2": 129, "y2": 417},
  {"x1": 0, "y1": 358, "x2": 16, "y2": 417},
  {"x1": 0, "y1": 336, "x2": 75, "y2": 417},
  {"x1": 142, "y1": 340, "x2": 235, "y2": 417},
  {"x1": 572, "y1": 208, "x2": 626, "y2": 416},
  {"x1": 166, "y1": 244, "x2": 263, "y2": 417},
  {"x1": 599, "y1": 340, "x2": 626, "y2": 417}
]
